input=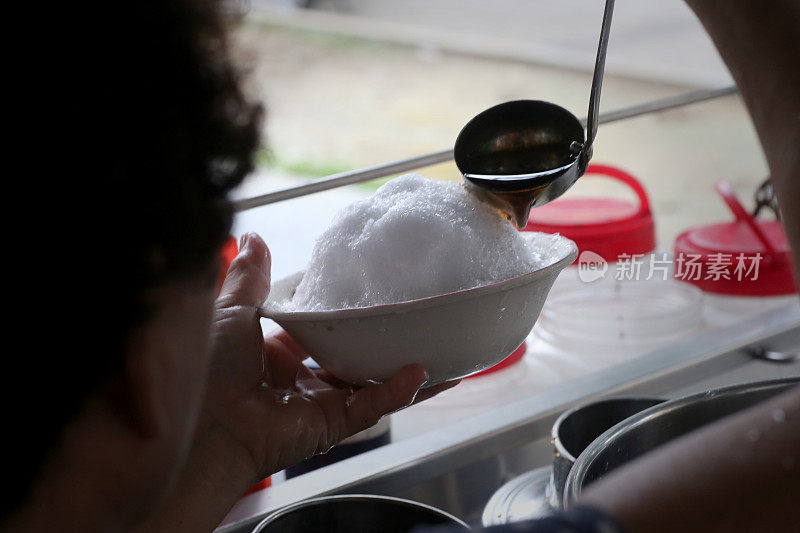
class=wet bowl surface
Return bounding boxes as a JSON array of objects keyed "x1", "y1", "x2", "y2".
[{"x1": 259, "y1": 236, "x2": 577, "y2": 386}]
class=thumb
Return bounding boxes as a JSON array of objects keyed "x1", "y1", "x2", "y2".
[{"x1": 217, "y1": 232, "x2": 271, "y2": 308}]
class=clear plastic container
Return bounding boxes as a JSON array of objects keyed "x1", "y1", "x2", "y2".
[
  {"x1": 537, "y1": 274, "x2": 704, "y2": 362},
  {"x1": 701, "y1": 293, "x2": 799, "y2": 329},
  {"x1": 392, "y1": 349, "x2": 559, "y2": 440}
]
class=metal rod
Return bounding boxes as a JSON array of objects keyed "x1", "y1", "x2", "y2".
[
  {"x1": 234, "y1": 85, "x2": 737, "y2": 212},
  {"x1": 234, "y1": 149, "x2": 452, "y2": 211},
  {"x1": 588, "y1": 85, "x2": 737, "y2": 126}
]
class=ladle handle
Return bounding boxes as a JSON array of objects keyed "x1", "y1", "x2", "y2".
[{"x1": 585, "y1": 0, "x2": 615, "y2": 152}]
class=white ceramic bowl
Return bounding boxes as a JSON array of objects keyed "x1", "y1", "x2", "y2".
[{"x1": 259, "y1": 237, "x2": 577, "y2": 386}]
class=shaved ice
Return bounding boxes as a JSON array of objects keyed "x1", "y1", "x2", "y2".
[{"x1": 286, "y1": 174, "x2": 572, "y2": 311}]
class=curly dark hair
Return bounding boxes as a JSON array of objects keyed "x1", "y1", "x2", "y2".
[{"x1": 7, "y1": 0, "x2": 262, "y2": 518}]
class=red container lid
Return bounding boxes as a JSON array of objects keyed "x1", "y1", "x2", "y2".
[
  {"x1": 523, "y1": 164, "x2": 655, "y2": 262},
  {"x1": 674, "y1": 181, "x2": 797, "y2": 296}
]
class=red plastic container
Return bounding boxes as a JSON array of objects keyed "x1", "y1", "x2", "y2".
[
  {"x1": 523, "y1": 164, "x2": 656, "y2": 262},
  {"x1": 218, "y1": 235, "x2": 239, "y2": 291},
  {"x1": 674, "y1": 181, "x2": 797, "y2": 296},
  {"x1": 243, "y1": 477, "x2": 272, "y2": 496}
]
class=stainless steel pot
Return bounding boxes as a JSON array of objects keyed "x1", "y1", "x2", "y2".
[
  {"x1": 252, "y1": 494, "x2": 470, "y2": 532},
  {"x1": 482, "y1": 397, "x2": 663, "y2": 526},
  {"x1": 563, "y1": 377, "x2": 800, "y2": 505},
  {"x1": 551, "y1": 397, "x2": 665, "y2": 501}
]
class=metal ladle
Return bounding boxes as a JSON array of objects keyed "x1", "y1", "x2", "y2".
[{"x1": 455, "y1": 0, "x2": 616, "y2": 228}]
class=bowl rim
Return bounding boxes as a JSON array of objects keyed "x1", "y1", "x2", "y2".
[{"x1": 258, "y1": 236, "x2": 577, "y2": 321}]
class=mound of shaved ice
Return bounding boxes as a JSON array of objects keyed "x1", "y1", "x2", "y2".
[{"x1": 286, "y1": 174, "x2": 571, "y2": 311}]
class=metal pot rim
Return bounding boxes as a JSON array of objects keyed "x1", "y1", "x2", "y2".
[
  {"x1": 552, "y1": 396, "x2": 665, "y2": 462},
  {"x1": 252, "y1": 494, "x2": 470, "y2": 532},
  {"x1": 562, "y1": 376, "x2": 800, "y2": 506}
]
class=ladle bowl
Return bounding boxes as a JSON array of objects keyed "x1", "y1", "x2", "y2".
[
  {"x1": 454, "y1": 100, "x2": 588, "y2": 227},
  {"x1": 455, "y1": 0, "x2": 615, "y2": 228}
]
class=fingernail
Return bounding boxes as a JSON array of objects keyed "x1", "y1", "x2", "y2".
[
  {"x1": 242, "y1": 232, "x2": 257, "y2": 250},
  {"x1": 420, "y1": 368, "x2": 430, "y2": 386},
  {"x1": 239, "y1": 233, "x2": 249, "y2": 249}
]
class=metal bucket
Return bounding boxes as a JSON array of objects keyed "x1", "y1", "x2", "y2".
[
  {"x1": 551, "y1": 397, "x2": 665, "y2": 500},
  {"x1": 482, "y1": 396, "x2": 663, "y2": 525},
  {"x1": 563, "y1": 377, "x2": 800, "y2": 505},
  {"x1": 252, "y1": 494, "x2": 470, "y2": 532}
]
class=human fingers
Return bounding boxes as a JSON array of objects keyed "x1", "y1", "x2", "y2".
[
  {"x1": 263, "y1": 336, "x2": 316, "y2": 388},
  {"x1": 411, "y1": 379, "x2": 461, "y2": 404},
  {"x1": 318, "y1": 370, "x2": 460, "y2": 404},
  {"x1": 313, "y1": 370, "x2": 459, "y2": 409},
  {"x1": 217, "y1": 232, "x2": 271, "y2": 308},
  {"x1": 342, "y1": 364, "x2": 428, "y2": 436},
  {"x1": 269, "y1": 330, "x2": 309, "y2": 362},
  {"x1": 313, "y1": 369, "x2": 351, "y2": 389}
]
